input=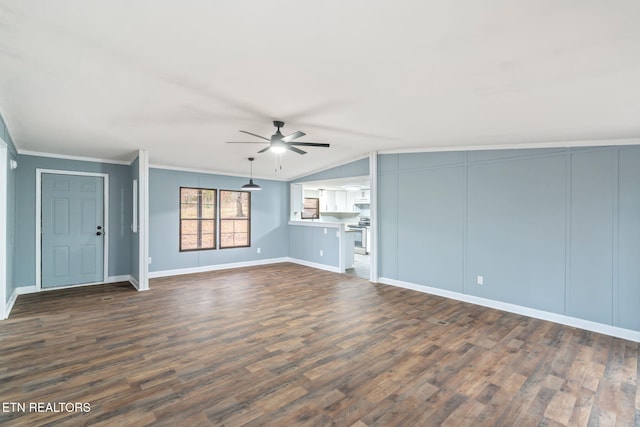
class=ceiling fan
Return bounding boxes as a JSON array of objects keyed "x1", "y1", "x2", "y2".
[{"x1": 226, "y1": 121, "x2": 330, "y2": 155}]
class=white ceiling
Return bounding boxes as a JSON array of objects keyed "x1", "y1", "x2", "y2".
[{"x1": 1, "y1": 1, "x2": 639, "y2": 180}]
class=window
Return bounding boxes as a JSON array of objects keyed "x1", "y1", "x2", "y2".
[
  {"x1": 180, "y1": 187, "x2": 216, "y2": 251},
  {"x1": 302, "y1": 197, "x2": 320, "y2": 219},
  {"x1": 220, "y1": 190, "x2": 251, "y2": 248}
]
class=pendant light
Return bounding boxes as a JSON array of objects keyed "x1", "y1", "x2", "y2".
[{"x1": 241, "y1": 157, "x2": 261, "y2": 191}]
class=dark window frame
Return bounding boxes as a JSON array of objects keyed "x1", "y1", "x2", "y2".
[
  {"x1": 302, "y1": 197, "x2": 320, "y2": 219},
  {"x1": 179, "y1": 187, "x2": 217, "y2": 252},
  {"x1": 219, "y1": 189, "x2": 251, "y2": 249}
]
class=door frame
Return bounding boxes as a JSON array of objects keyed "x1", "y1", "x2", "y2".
[{"x1": 36, "y1": 169, "x2": 109, "y2": 291}]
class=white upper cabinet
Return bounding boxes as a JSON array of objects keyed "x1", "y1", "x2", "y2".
[
  {"x1": 335, "y1": 190, "x2": 347, "y2": 212},
  {"x1": 346, "y1": 191, "x2": 357, "y2": 211},
  {"x1": 291, "y1": 184, "x2": 303, "y2": 219},
  {"x1": 355, "y1": 189, "x2": 370, "y2": 203},
  {"x1": 319, "y1": 190, "x2": 358, "y2": 212},
  {"x1": 320, "y1": 190, "x2": 336, "y2": 212}
]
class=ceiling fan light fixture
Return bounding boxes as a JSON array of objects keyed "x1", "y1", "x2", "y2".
[
  {"x1": 270, "y1": 140, "x2": 287, "y2": 154},
  {"x1": 241, "y1": 157, "x2": 261, "y2": 191}
]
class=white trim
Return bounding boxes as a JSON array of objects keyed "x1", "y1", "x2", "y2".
[
  {"x1": 369, "y1": 151, "x2": 378, "y2": 282},
  {"x1": 378, "y1": 277, "x2": 640, "y2": 343},
  {"x1": 288, "y1": 154, "x2": 370, "y2": 182},
  {"x1": 152, "y1": 154, "x2": 369, "y2": 183},
  {"x1": 150, "y1": 163, "x2": 286, "y2": 182},
  {"x1": 0, "y1": 140, "x2": 7, "y2": 320},
  {"x1": 138, "y1": 150, "x2": 150, "y2": 291},
  {"x1": 36, "y1": 169, "x2": 109, "y2": 290},
  {"x1": 132, "y1": 179, "x2": 138, "y2": 233},
  {"x1": 286, "y1": 258, "x2": 342, "y2": 274},
  {"x1": 129, "y1": 277, "x2": 140, "y2": 290},
  {"x1": 5, "y1": 289, "x2": 18, "y2": 319},
  {"x1": 15, "y1": 277, "x2": 135, "y2": 294},
  {"x1": 106, "y1": 275, "x2": 131, "y2": 283},
  {"x1": 148, "y1": 257, "x2": 291, "y2": 279},
  {"x1": 15, "y1": 286, "x2": 37, "y2": 295},
  {"x1": 19, "y1": 150, "x2": 132, "y2": 165},
  {"x1": 377, "y1": 138, "x2": 640, "y2": 155}
]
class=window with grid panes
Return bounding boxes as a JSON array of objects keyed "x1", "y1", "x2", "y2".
[
  {"x1": 219, "y1": 190, "x2": 250, "y2": 248},
  {"x1": 179, "y1": 187, "x2": 216, "y2": 251}
]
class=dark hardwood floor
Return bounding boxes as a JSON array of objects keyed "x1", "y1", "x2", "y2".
[{"x1": 1, "y1": 263, "x2": 638, "y2": 426}]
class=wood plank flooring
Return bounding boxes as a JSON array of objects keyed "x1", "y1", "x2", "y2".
[{"x1": 1, "y1": 263, "x2": 638, "y2": 426}]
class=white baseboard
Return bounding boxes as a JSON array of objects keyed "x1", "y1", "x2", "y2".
[
  {"x1": 129, "y1": 277, "x2": 140, "y2": 290},
  {"x1": 4, "y1": 289, "x2": 18, "y2": 319},
  {"x1": 378, "y1": 277, "x2": 640, "y2": 343},
  {"x1": 148, "y1": 257, "x2": 291, "y2": 279},
  {"x1": 3, "y1": 286, "x2": 37, "y2": 319},
  {"x1": 106, "y1": 275, "x2": 132, "y2": 283},
  {"x1": 16, "y1": 286, "x2": 37, "y2": 295},
  {"x1": 287, "y1": 258, "x2": 342, "y2": 273}
]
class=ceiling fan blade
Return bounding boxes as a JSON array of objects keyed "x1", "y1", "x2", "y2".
[
  {"x1": 226, "y1": 141, "x2": 268, "y2": 144},
  {"x1": 288, "y1": 146, "x2": 307, "y2": 155},
  {"x1": 239, "y1": 130, "x2": 270, "y2": 141},
  {"x1": 281, "y1": 131, "x2": 306, "y2": 143},
  {"x1": 289, "y1": 142, "x2": 330, "y2": 147},
  {"x1": 257, "y1": 146, "x2": 271, "y2": 153}
]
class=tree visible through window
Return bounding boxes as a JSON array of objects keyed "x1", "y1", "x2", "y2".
[
  {"x1": 220, "y1": 190, "x2": 250, "y2": 248},
  {"x1": 180, "y1": 187, "x2": 216, "y2": 251}
]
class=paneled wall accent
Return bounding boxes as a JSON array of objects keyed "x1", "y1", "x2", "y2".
[
  {"x1": 379, "y1": 146, "x2": 640, "y2": 331},
  {"x1": 289, "y1": 224, "x2": 340, "y2": 269}
]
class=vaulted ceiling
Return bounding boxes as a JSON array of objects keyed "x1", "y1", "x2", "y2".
[{"x1": 1, "y1": 1, "x2": 639, "y2": 180}]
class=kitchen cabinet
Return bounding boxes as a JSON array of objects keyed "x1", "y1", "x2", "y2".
[
  {"x1": 354, "y1": 189, "x2": 370, "y2": 204},
  {"x1": 320, "y1": 190, "x2": 336, "y2": 212},
  {"x1": 320, "y1": 190, "x2": 357, "y2": 213},
  {"x1": 291, "y1": 184, "x2": 303, "y2": 219},
  {"x1": 335, "y1": 190, "x2": 347, "y2": 212},
  {"x1": 346, "y1": 191, "x2": 357, "y2": 211}
]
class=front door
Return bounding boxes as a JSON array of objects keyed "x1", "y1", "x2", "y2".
[{"x1": 41, "y1": 173, "x2": 105, "y2": 288}]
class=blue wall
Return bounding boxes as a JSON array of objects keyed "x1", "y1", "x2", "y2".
[
  {"x1": 379, "y1": 146, "x2": 640, "y2": 331},
  {"x1": 15, "y1": 155, "x2": 133, "y2": 286},
  {"x1": 2, "y1": 112, "x2": 18, "y2": 303},
  {"x1": 293, "y1": 157, "x2": 369, "y2": 182},
  {"x1": 148, "y1": 168, "x2": 290, "y2": 273},
  {"x1": 289, "y1": 225, "x2": 340, "y2": 268},
  {"x1": 5, "y1": 149, "x2": 17, "y2": 303}
]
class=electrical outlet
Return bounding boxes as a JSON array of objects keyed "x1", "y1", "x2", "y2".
[
  {"x1": 257, "y1": 247, "x2": 261, "y2": 254},
  {"x1": 477, "y1": 275, "x2": 483, "y2": 285},
  {"x1": 148, "y1": 257, "x2": 152, "y2": 264},
  {"x1": 320, "y1": 249, "x2": 323, "y2": 257},
  {"x1": 324, "y1": 228, "x2": 327, "y2": 234}
]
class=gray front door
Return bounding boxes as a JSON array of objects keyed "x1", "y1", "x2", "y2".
[{"x1": 41, "y1": 173, "x2": 105, "y2": 288}]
